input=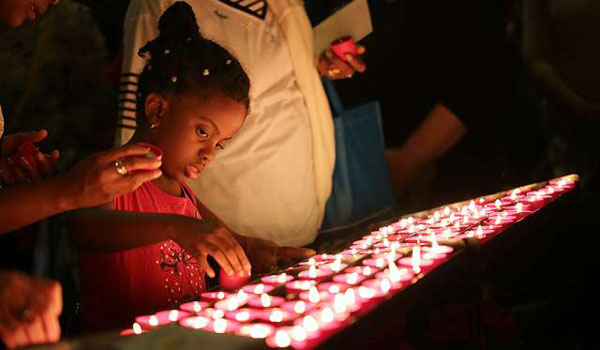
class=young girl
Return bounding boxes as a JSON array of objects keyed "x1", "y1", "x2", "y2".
[{"x1": 69, "y1": 2, "x2": 255, "y2": 331}]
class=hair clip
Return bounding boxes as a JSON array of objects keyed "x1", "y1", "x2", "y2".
[
  {"x1": 171, "y1": 76, "x2": 178, "y2": 83},
  {"x1": 203, "y1": 69, "x2": 210, "y2": 76},
  {"x1": 226, "y1": 59, "x2": 232, "y2": 65},
  {"x1": 164, "y1": 49, "x2": 171, "y2": 55}
]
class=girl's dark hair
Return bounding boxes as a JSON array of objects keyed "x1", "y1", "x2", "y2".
[{"x1": 136, "y1": 1, "x2": 250, "y2": 127}]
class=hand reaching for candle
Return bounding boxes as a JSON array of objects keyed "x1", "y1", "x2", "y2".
[
  {"x1": 317, "y1": 45, "x2": 366, "y2": 80},
  {"x1": 234, "y1": 235, "x2": 316, "y2": 274},
  {"x1": 0, "y1": 270, "x2": 62, "y2": 349},
  {"x1": 0, "y1": 130, "x2": 60, "y2": 186}
]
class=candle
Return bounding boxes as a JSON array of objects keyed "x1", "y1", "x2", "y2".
[
  {"x1": 333, "y1": 272, "x2": 367, "y2": 285},
  {"x1": 266, "y1": 329, "x2": 293, "y2": 348},
  {"x1": 285, "y1": 280, "x2": 316, "y2": 293},
  {"x1": 398, "y1": 246, "x2": 434, "y2": 274},
  {"x1": 317, "y1": 282, "x2": 350, "y2": 294},
  {"x1": 344, "y1": 265, "x2": 377, "y2": 277},
  {"x1": 237, "y1": 323, "x2": 275, "y2": 339},
  {"x1": 266, "y1": 325, "x2": 309, "y2": 348},
  {"x1": 120, "y1": 322, "x2": 144, "y2": 336},
  {"x1": 242, "y1": 283, "x2": 275, "y2": 295},
  {"x1": 376, "y1": 267, "x2": 415, "y2": 287},
  {"x1": 260, "y1": 308, "x2": 298, "y2": 323},
  {"x1": 261, "y1": 273, "x2": 294, "y2": 285},
  {"x1": 311, "y1": 306, "x2": 348, "y2": 331},
  {"x1": 247, "y1": 294, "x2": 285, "y2": 308},
  {"x1": 199, "y1": 308, "x2": 226, "y2": 319},
  {"x1": 214, "y1": 295, "x2": 245, "y2": 311},
  {"x1": 180, "y1": 300, "x2": 210, "y2": 314},
  {"x1": 320, "y1": 255, "x2": 347, "y2": 272},
  {"x1": 361, "y1": 278, "x2": 393, "y2": 299},
  {"x1": 180, "y1": 315, "x2": 211, "y2": 330},
  {"x1": 154, "y1": 309, "x2": 190, "y2": 324},
  {"x1": 281, "y1": 300, "x2": 316, "y2": 315},
  {"x1": 362, "y1": 257, "x2": 387, "y2": 269},
  {"x1": 299, "y1": 286, "x2": 332, "y2": 304},
  {"x1": 201, "y1": 291, "x2": 228, "y2": 302},
  {"x1": 225, "y1": 308, "x2": 261, "y2": 322},
  {"x1": 298, "y1": 265, "x2": 333, "y2": 280},
  {"x1": 210, "y1": 318, "x2": 240, "y2": 334},
  {"x1": 134, "y1": 315, "x2": 161, "y2": 330},
  {"x1": 219, "y1": 268, "x2": 251, "y2": 291}
]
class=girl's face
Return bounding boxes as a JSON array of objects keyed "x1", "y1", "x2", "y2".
[
  {"x1": 147, "y1": 93, "x2": 246, "y2": 183},
  {"x1": 0, "y1": 0, "x2": 58, "y2": 27}
]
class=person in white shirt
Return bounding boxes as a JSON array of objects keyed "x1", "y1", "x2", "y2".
[{"x1": 117, "y1": 0, "x2": 365, "y2": 247}]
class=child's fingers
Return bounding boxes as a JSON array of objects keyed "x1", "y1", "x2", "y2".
[
  {"x1": 8, "y1": 159, "x2": 30, "y2": 184},
  {"x1": 22, "y1": 129, "x2": 48, "y2": 143},
  {"x1": 197, "y1": 252, "x2": 215, "y2": 278},
  {"x1": 210, "y1": 233, "x2": 250, "y2": 275},
  {"x1": 205, "y1": 244, "x2": 235, "y2": 277},
  {"x1": 20, "y1": 157, "x2": 42, "y2": 182},
  {"x1": 35, "y1": 152, "x2": 55, "y2": 177}
]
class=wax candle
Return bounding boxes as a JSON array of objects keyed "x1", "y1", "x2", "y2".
[
  {"x1": 299, "y1": 286, "x2": 331, "y2": 304},
  {"x1": 360, "y1": 278, "x2": 393, "y2": 299},
  {"x1": 237, "y1": 323, "x2": 275, "y2": 339},
  {"x1": 344, "y1": 265, "x2": 377, "y2": 278},
  {"x1": 198, "y1": 308, "x2": 226, "y2": 319},
  {"x1": 398, "y1": 246, "x2": 434, "y2": 274},
  {"x1": 261, "y1": 273, "x2": 294, "y2": 285},
  {"x1": 266, "y1": 325, "x2": 309, "y2": 348},
  {"x1": 219, "y1": 268, "x2": 251, "y2": 291},
  {"x1": 135, "y1": 315, "x2": 161, "y2": 330},
  {"x1": 214, "y1": 295, "x2": 246, "y2": 312},
  {"x1": 180, "y1": 300, "x2": 210, "y2": 314},
  {"x1": 260, "y1": 308, "x2": 298, "y2": 323},
  {"x1": 285, "y1": 280, "x2": 316, "y2": 293},
  {"x1": 242, "y1": 283, "x2": 275, "y2": 295},
  {"x1": 319, "y1": 255, "x2": 348, "y2": 273},
  {"x1": 201, "y1": 291, "x2": 228, "y2": 302},
  {"x1": 298, "y1": 265, "x2": 334, "y2": 280},
  {"x1": 376, "y1": 267, "x2": 415, "y2": 287},
  {"x1": 281, "y1": 300, "x2": 316, "y2": 315},
  {"x1": 179, "y1": 315, "x2": 211, "y2": 330},
  {"x1": 120, "y1": 322, "x2": 144, "y2": 336},
  {"x1": 266, "y1": 329, "x2": 293, "y2": 348},
  {"x1": 209, "y1": 318, "x2": 240, "y2": 334},
  {"x1": 247, "y1": 294, "x2": 285, "y2": 308},
  {"x1": 361, "y1": 257, "x2": 387, "y2": 269},
  {"x1": 154, "y1": 309, "x2": 190, "y2": 324},
  {"x1": 332, "y1": 271, "x2": 367, "y2": 285},
  {"x1": 310, "y1": 306, "x2": 349, "y2": 331},
  {"x1": 341, "y1": 287, "x2": 362, "y2": 312},
  {"x1": 225, "y1": 308, "x2": 261, "y2": 322},
  {"x1": 317, "y1": 282, "x2": 351, "y2": 294}
]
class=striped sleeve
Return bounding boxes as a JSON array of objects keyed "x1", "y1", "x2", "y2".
[{"x1": 116, "y1": 0, "x2": 167, "y2": 146}]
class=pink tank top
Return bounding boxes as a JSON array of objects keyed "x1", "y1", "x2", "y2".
[{"x1": 79, "y1": 181, "x2": 206, "y2": 331}]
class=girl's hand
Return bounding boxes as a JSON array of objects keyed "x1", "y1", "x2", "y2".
[
  {"x1": 317, "y1": 45, "x2": 366, "y2": 80},
  {"x1": 170, "y1": 220, "x2": 252, "y2": 279},
  {"x1": 236, "y1": 235, "x2": 316, "y2": 274},
  {"x1": 0, "y1": 271, "x2": 62, "y2": 349},
  {"x1": 56, "y1": 144, "x2": 163, "y2": 210},
  {"x1": 1, "y1": 130, "x2": 60, "y2": 186}
]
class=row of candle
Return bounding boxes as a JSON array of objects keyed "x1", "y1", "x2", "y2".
[{"x1": 121, "y1": 176, "x2": 576, "y2": 348}]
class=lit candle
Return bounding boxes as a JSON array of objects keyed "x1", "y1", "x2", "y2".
[
  {"x1": 225, "y1": 308, "x2": 260, "y2": 322},
  {"x1": 210, "y1": 318, "x2": 240, "y2": 334},
  {"x1": 236, "y1": 323, "x2": 275, "y2": 339},
  {"x1": 154, "y1": 309, "x2": 189, "y2": 324},
  {"x1": 242, "y1": 283, "x2": 275, "y2": 295},
  {"x1": 285, "y1": 280, "x2": 316, "y2": 293},
  {"x1": 179, "y1": 315, "x2": 210, "y2": 330},
  {"x1": 180, "y1": 301, "x2": 210, "y2": 314},
  {"x1": 201, "y1": 291, "x2": 228, "y2": 302},
  {"x1": 298, "y1": 265, "x2": 333, "y2": 280},
  {"x1": 333, "y1": 271, "x2": 366, "y2": 285},
  {"x1": 362, "y1": 257, "x2": 387, "y2": 269},
  {"x1": 135, "y1": 315, "x2": 161, "y2": 330},
  {"x1": 247, "y1": 294, "x2": 285, "y2": 308},
  {"x1": 317, "y1": 282, "x2": 351, "y2": 294},
  {"x1": 120, "y1": 322, "x2": 144, "y2": 336},
  {"x1": 219, "y1": 268, "x2": 251, "y2": 291},
  {"x1": 261, "y1": 273, "x2": 294, "y2": 285},
  {"x1": 281, "y1": 300, "x2": 316, "y2": 315},
  {"x1": 260, "y1": 308, "x2": 297, "y2": 323},
  {"x1": 266, "y1": 329, "x2": 293, "y2": 348},
  {"x1": 361, "y1": 278, "x2": 393, "y2": 298}
]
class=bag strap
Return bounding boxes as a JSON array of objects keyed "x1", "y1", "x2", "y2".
[{"x1": 322, "y1": 78, "x2": 345, "y2": 115}]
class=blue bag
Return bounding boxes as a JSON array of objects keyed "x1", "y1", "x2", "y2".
[{"x1": 322, "y1": 79, "x2": 397, "y2": 228}]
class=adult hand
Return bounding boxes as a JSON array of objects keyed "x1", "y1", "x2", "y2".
[
  {"x1": 317, "y1": 45, "x2": 366, "y2": 80},
  {"x1": 236, "y1": 235, "x2": 315, "y2": 274},
  {"x1": 56, "y1": 143, "x2": 162, "y2": 210},
  {"x1": 0, "y1": 130, "x2": 60, "y2": 186},
  {"x1": 0, "y1": 271, "x2": 62, "y2": 349}
]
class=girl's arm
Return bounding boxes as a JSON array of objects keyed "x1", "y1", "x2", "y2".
[
  {"x1": 195, "y1": 197, "x2": 315, "y2": 274},
  {"x1": 68, "y1": 208, "x2": 250, "y2": 278}
]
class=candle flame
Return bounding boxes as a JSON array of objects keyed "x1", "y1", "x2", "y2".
[
  {"x1": 149, "y1": 315, "x2": 159, "y2": 327},
  {"x1": 217, "y1": 292, "x2": 225, "y2": 300},
  {"x1": 308, "y1": 264, "x2": 317, "y2": 278},
  {"x1": 347, "y1": 272, "x2": 359, "y2": 284},
  {"x1": 212, "y1": 309, "x2": 225, "y2": 319},
  {"x1": 333, "y1": 294, "x2": 347, "y2": 313},
  {"x1": 269, "y1": 310, "x2": 284, "y2": 323},
  {"x1": 254, "y1": 284, "x2": 265, "y2": 294},
  {"x1": 516, "y1": 202, "x2": 523, "y2": 213},
  {"x1": 133, "y1": 322, "x2": 142, "y2": 334},
  {"x1": 408, "y1": 225, "x2": 415, "y2": 234},
  {"x1": 434, "y1": 211, "x2": 441, "y2": 221},
  {"x1": 495, "y1": 199, "x2": 501, "y2": 209},
  {"x1": 249, "y1": 324, "x2": 271, "y2": 339},
  {"x1": 260, "y1": 293, "x2": 271, "y2": 308},
  {"x1": 380, "y1": 279, "x2": 391, "y2": 294},
  {"x1": 321, "y1": 307, "x2": 335, "y2": 324},
  {"x1": 277, "y1": 273, "x2": 287, "y2": 283},
  {"x1": 303, "y1": 315, "x2": 319, "y2": 332},
  {"x1": 495, "y1": 216, "x2": 502, "y2": 225},
  {"x1": 476, "y1": 225, "x2": 484, "y2": 237},
  {"x1": 188, "y1": 316, "x2": 209, "y2": 329},
  {"x1": 168, "y1": 310, "x2": 179, "y2": 322},
  {"x1": 363, "y1": 266, "x2": 372, "y2": 276},
  {"x1": 193, "y1": 301, "x2": 202, "y2": 313},
  {"x1": 329, "y1": 285, "x2": 340, "y2": 293},
  {"x1": 444, "y1": 207, "x2": 451, "y2": 216},
  {"x1": 407, "y1": 217, "x2": 414, "y2": 226},
  {"x1": 237, "y1": 289, "x2": 248, "y2": 303},
  {"x1": 213, "y1": 318, "x2": 227, "y2": 333},
  {"x1": 294, "y1": 301, "x2": 307, "y2": 314},
  {"x1": 468, "y1": 200, "x2": 476, "y2": 212},
  {"x1": 358, "y1": 286, "x2": 375, "y2": 299},
  {"x1": 235, "y1": 311, "x2": 250, "y2": 322},
  {"x1": 291, "y1": 325, "x2": 307, "y2": 342},
  {"x1": 227, "y1": 297, "x2": 239, "y2": 311},
  {"x1": 274, "y1": 329, "x2": 292, "y2": 347},
  {"x1": 376, "y1": 258, "x2": 385, "y2": 268},
  {"x1": 308, "y1": 286, "x2": 320, "y2": 303},
  {"x1": 443, "y1": 228, "x2": 452, "y2": 239},
  {"x1": 467, "y1": 230, "x2": 474, "y2": 238},
  {"x1": 308, "y1": 257, "x2": 316, "y2": 266},
  {"x1": 345, "y1": 288, "x2": 357, "y2": 306},
  {"x1": 411, "y1": 246, "x2": 421, "y2": 274},
  {"x1": 389, "y1": 258, "x2": 401, "y2": 283}
]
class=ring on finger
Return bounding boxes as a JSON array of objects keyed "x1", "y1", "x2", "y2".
[{"x1": 114, "y1": 160, "x2": 128, "y2": 176}]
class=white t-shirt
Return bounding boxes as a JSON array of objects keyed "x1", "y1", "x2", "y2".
[{"x1": 119, "y1": 0, "x2": 320, "y2": 246}]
